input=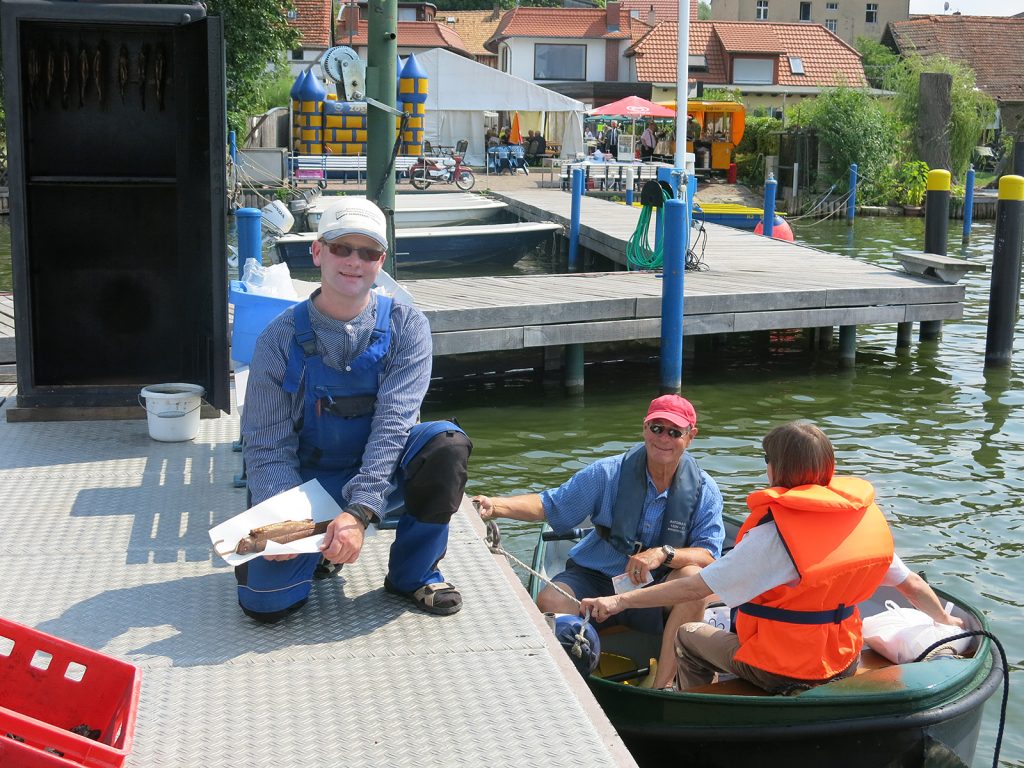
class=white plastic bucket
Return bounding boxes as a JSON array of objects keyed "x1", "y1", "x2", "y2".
[{"x1": 139, "y1": 383, "x2": 206, "y2": 442}]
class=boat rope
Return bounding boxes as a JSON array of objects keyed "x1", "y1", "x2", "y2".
[
  {"x1": 482, "y1": 517, "x2": 594, "y2": 662},
  {"x1": 914, "y1": 630, "x2": 1008, "y2": 768}
]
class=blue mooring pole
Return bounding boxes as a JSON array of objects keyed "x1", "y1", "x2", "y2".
[
  {"x1": 847, "y1": 163, "x2": 858, "y2": 226},
  {"x1": 659, "y1": 199, "x2": 686, "y2": 394},
  {"x1": 235, "y1": 207, "x2": 262, "y2": 281},
  {"x1": 229, "y1": 130, "x2": 237, "y2": 164},
  {"x1": 921, "y1": 169, "x2": 951, "y2": 341},
  {"x1": 984, "y1": 175, "x2": 1024, "y2": 368},
  {"x1": 655, "y1": 167, "x2": 677, "y2": 253},
  {"x1": 569, "y1": 168, "x2": 583, "y2": 272},
  {"x1": 763, "y1": 174, "x2": 777, "y2": 239},
  {"x1": 625, "y1": 166, "x2": 635, "y2": 207},
  {"x1": 963, "y1": 165, "x2": 976, "y2": 244}
]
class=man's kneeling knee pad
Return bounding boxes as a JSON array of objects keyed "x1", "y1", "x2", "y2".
[{"x1": 402, "y1": 430, "x2": 472, "y2": 524}]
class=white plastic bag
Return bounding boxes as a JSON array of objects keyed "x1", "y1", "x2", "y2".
[
  {"x1": 862, "y1": 600, "x2": 969, "y2": 664},
  {"x1": 241, "y1": 258, "x2": 298, "y2": 299}
]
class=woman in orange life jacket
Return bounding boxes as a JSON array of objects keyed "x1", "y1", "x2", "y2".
[{"x1": 582, "y1": 420, "x2": 961, "y2": 693}]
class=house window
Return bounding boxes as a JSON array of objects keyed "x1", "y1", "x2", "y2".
[
  {"x1": 291, "y1": 49, "x2": 304, "y2": 60},
  {"x1": 826, "y1": 1, "x2": 838, "y2": 8},
  {"x1": 500, "y1": 46, "x2": 510, "y2": 73},
  {"x1": 755, "y1": 0, "x2": 769, "y2": 20},
  {"x1": 799, "y1": 2, "x2": 811, "y2": 21},
  {"x1": 733, "y1": 58, "x2": 774, "y2": 85},
  {"x1": 534, "y1": 43, "x2": 586, "y2": 80},
  {"x1": 286, "y1": 9, "x2": 297, "y2": 20},
  {"x1": 825, "y1": 18, "x2": 838, "y2": 32},
  {"x1": 866, "y1": 3, "x2": 878, "y2": 22},
  {"x1": 789, "y1": 56, "x2": 805, "y2": 74}
]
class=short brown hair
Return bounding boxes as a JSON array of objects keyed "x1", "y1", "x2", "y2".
[{"x1": 762, "y1": 421, "x2": 835, "y2": 488}]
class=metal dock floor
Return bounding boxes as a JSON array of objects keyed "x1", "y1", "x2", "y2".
[{"x1": 0, "y1": 387, "x2": 634, "y2": 768}]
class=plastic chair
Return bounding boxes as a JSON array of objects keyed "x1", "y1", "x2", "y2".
[
  {"x1": 455, "y1": 139, "x2": 468, "y2": 156},
  {"x1": 494, "y1": 146, "x2": 510, "y2": 174}
]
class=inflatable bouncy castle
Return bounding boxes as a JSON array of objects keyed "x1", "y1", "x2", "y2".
[{"x1": 291, "y1": 53, "x2": 427, "y2": 159}]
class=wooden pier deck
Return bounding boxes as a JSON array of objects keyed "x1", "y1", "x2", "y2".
[{"x1": 403, "y1": 191, "x2": 963, "y2": 357}]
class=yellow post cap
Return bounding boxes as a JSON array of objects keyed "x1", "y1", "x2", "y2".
[
  {"x1": 998, "y1": 175, "x2": 1024, "y2": 201},
  {"x1": 927, "y1": 169, "x2": 951, "y2": 192}
]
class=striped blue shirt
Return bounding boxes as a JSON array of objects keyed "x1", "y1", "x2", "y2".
[
  {"x1": 241, "y1": 290, "x2": 432, "y2": 514},
  {"x1": 541, "y1": 451, "x2": 724, "y2": 577}
]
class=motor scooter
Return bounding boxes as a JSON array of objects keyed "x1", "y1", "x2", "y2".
[{"x1": 408, "y1": 153, "x2": 475, "y2": 191}]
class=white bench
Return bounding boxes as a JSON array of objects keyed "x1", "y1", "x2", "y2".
[{"x1": 894, "y1": 249, "x2": 986, "y2": 284}]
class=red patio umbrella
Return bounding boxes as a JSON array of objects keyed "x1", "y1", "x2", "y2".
[{"x1": 587, "y1": 95, "x2": 675, "y2": 118}]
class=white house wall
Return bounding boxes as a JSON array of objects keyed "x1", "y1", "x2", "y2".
[{"x1": 502, "y1": 38, "x2": 630, "y2": 84}]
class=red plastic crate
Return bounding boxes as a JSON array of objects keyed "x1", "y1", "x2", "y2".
[{"x1": 0, "y1": 618, "x2": 141, "y2": 768}]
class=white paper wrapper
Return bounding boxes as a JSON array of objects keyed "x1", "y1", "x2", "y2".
[{"x1": 209, "y1": 479, "x2": 372, "y2": 565}]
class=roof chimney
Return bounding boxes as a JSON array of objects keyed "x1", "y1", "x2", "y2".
[
  {"x1": 607, "y1": 0, "x2": 621, "y2": 32},
  {"x1": 647, "y1": 3, "x2": 656, "y2": 25}
]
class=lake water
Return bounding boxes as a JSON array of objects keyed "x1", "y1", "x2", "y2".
[{"x1": 0, "y1": 213, "x2": 1019, "y2": 765}]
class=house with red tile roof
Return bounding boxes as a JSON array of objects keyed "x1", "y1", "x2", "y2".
[
  {"x1": 485, "y1": 0, "x2": 690, "y2": 106},
  {"x1": 883, "y1": 14, "x2": 1024, "y2": 134},
  {"x1": 285, "y1": 0, "x2": 334, "y2": 77},
  {"x1": 335, "y1": 1, "x2": 474, "y2": 59},
  {"x1": 711, "y1": 0, "x2": 910, "y2": 45},
  {"x1": 627, "y1": 20, "x2": 870, "y2": 112}
]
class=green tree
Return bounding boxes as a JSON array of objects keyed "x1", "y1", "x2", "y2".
[
  {"x1": 698, "y1": 1, "x2": 712, "y2": 20},
  {"x1": 855, "y1": 36, "x2": 899, "y2": 90},
  {"x1": 152, "y1": 0, "x2": 300, "y2": 135},
  {"x1": 885, "y1": 54, "x2": 995, "y2": 179},
  {"x1": 786, "y1": 87, "x2": 900, "y2": 190}
]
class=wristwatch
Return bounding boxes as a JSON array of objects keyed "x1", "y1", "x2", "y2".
[
  {"x1": 661, "y1": 544, "x2": 676, "y2": 566},
  {"x1": 344, "y1": 504, "x2": 375, "y2": 530}
]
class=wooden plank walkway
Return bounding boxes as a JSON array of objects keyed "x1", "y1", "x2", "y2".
[
  {"x1": 403, "y1": 191, "x2": 964, "y2": 356},
  {"x1": 1, "y1": 191, "x2": 966, "y2": 372}
]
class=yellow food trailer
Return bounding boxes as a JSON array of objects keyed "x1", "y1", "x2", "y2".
[{"x1": 658, "y1": 100, "x2": 746, "y2": 171}]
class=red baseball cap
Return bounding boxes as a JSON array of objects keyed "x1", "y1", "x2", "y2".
[{"x1": 645, "y1": 394, "x2": 697, "y2": 430}]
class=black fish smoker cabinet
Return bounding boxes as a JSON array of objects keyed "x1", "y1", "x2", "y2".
[{"x1": 2, "y1": 0, "x2": 230, "y2": 416}]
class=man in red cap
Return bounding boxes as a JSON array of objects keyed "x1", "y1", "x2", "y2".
[{"x1": 474, "y1": 393, "x2": 724, "y2": 688}]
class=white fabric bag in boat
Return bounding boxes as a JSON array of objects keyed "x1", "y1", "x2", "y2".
[{"x1": 862, "y1": 600, "x2": 969, "y2": 664}]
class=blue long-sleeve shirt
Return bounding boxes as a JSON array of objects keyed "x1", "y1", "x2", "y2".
[
  {"x1": 541, "y1": 451, "x2": 724, "y2": 577},
  {"x1": 241, "y1": 290, "x2": 432, "y2": 515}
]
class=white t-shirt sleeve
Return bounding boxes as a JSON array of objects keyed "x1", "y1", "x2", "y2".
[
  {"x1": 881, "y1": 553, "x2": 911, "y2": 587},
  {"x1": 700, "y1": 522, "x2": 798, "y2": 607}
]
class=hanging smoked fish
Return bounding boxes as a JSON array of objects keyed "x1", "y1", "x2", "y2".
[
  {"x1": 118, "y1": 45, "x2": 129, "y2": 104},
  {"x1": 44, "y1": 49, "x2": 55, "y2": 106},
  {"x1": 93, "y1": 42, "x2": 104, "y2": 106},
  {"x1": 137, "y1": 44, "x2": 149, "y2": 109},
  {"x1": 26, "y1": 47, "x2": 39, "y2": 110},
  {"x1": 78, "y1": 43, "x2": 89, "y2": 107},
  {"x1": 61, "y1": 43, "x2": 71, "y2": 109},
  {"x1": 154, "y1": 44, "x2": 166, "y2": 110}
]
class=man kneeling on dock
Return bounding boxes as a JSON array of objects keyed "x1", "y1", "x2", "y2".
[
  {"x1": 236, "y1": 197, "x2": 471, "y2": 623},
  {"x1": 474, "y1": 395, "x2": 724, "y2": 688}
]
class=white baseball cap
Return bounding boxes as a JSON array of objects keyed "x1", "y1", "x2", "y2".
[{"x1": 317, "y1": 197, "x2": 388, "y2": 250}]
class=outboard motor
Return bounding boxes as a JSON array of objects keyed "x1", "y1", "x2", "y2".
[
  {"x1": 261, "y1": 200, "x2": 295, "y2": 237},
  {"x1": 553, "y1": 613, "x2": 600, "y2": 676}
]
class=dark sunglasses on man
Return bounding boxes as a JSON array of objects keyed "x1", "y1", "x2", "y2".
[
  {"x1": 319, "y1": 239, "x2": 386, "y2": 261},
  {"x1": 646, "y1": 422, "x2": 691, "y2": 439}
]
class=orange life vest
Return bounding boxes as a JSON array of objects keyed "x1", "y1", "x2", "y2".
[{"x1": 732, "y1": 477, "x2": 894, "y2": 681}]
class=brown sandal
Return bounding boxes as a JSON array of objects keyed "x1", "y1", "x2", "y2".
[{"x1": 385, "y1": 578, "x2": 462, "y2": 615}]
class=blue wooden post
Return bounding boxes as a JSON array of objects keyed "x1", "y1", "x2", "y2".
[
  {"x1": 569, "y1": 168, "x2": 584, "y2": 272},
  {"x1": 655, "y1": 167, "x2": 677, "y2": 253},
  {"x1": 963, "y1": 165, "x2": 976, "y2": 244},
  {"x1": 229, "y1": 130, "x2": 237, "y2": 164},
  {"x1": 985, "y1": 176, "x2": 1024, "y2": 368},
  {"x1": 763, "y1": 175, "x2": 777, "y2": 239},
  {"x1": 235, "y1": 208, "x2": 262, "y2": 281},
  {"x1": 625, "y1": 166, "x2": 635, "y2": 206},
  {"x1": 659, "y1": 199, "x2": 686, "y2": 394},
  {"x1": 847, "y1": 163, "x2": 858, "y2": 226}
]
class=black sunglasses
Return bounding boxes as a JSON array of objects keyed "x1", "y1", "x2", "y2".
[
  {"x1": 320, "y1": 240, "x2": 386, "y2": 262},
  {"x1": 646, "y1": 422, "x2": 690, "y2": 439}
]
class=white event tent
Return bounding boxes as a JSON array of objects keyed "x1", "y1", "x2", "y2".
[{"x1": 415, "y1": 48, "x2": 586, "y2": 166}]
